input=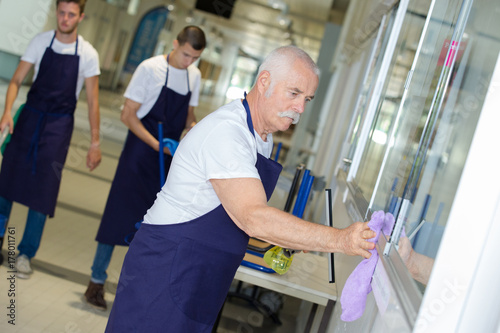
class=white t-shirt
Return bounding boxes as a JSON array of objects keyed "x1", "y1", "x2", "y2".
[
  {"x1": 21, "y1": 30, "x2": 100, "y2": 99},
  {"x1": 124, "y1": 55, "x2": 202, "y2": 119},
  {"x1": 143, "y1": 99, "x2": 274, "y2": 225}
]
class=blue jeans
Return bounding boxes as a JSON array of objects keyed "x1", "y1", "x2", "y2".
[
  {"x1": 90, "y1": 242, "x2": 115, "y2": 284},
  {"x1": 0, "y1": 196, "x2": 12, "y2": 242},
  {"x1": 0, "y1": 196, "x2": 47, "y2": 258}
]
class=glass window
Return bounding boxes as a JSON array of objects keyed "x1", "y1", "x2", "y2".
[
  {"x1": 334, "y1": 0, "x2": 499, "y2": 325},
  {"x1": 344, "y1": 11, "x2": 396, "y2": 167},
  {"x1": 352, "y1": 0, "x2": 433, "y2": 201},
  {"x1": 397, "y1": 0, "x2": 500, "y2": 263},
  {"x1": 370, "y1": 0, "x2": 464, "y2": 213},
  {"x1": 365, "y1": 0, "x2": 500, "y2": 291}
]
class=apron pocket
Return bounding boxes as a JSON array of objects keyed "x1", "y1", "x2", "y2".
[{"x1": 170, "y1": 237, "x2": 243, "y2": 324}]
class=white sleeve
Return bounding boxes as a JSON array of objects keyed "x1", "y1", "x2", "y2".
[
  {"x1": 82, "y1": 43, "x2": 100, "y2": 78},
  {"x1": 20, "y1": 34, "x2": 44, "y2": 64},
  {"x1": 124, "y1": 61, "x2": 150, "y2": 104},
  {"x1": 201, "y1": 120, "x2": 260, "y2": 181},
  {"x1": 189, "y1": 71, "x2": 201, "y2": 107}
]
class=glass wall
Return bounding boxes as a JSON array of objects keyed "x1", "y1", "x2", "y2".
[
  {"x1": 353, "y1": 0, "x2": 433, "y2": 201},
  {"x1": 339, "y1": 0, "x2": 500, "y2": 307},
  {"x1": 400, "y1": 0, "x2": 500, "y2": 261}
]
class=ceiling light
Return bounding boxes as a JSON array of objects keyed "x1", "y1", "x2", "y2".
[
  {"x1": 277, "y1": 7, "x2": 291, "y2": 27},
  {"x1": 268, "y1": 0, "x2": 286, "y2": 10},
  {"x1": 127, "y1": 0, "x2": 140, "y2": 15},
  {"x1": 165, "y1": 0, "x2": 175, "y2": 11},
  {"x1": 277, "y1": 13, "x2": 291, "y2": 26},
  {"x1": 185, "y1": 9, "x2": 194, "y2": 23}
]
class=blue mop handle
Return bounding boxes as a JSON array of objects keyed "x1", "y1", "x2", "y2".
[
  {"x1": 158, "y1": 122, "x2": 165, "y2": 187},
  {"x1": 297, "y1": 174, "x2": 314, "y2": 219},
  {"x1": 292, "y1": 169, "x2": 310, "y2": 217}
]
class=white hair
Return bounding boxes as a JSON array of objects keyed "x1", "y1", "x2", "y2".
[{"x1": 257, "y1": 45, "x2": 320, "y2": 91}]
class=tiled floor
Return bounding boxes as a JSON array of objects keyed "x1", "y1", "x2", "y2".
[{"x1": 0, "y1": 80, "x2": 306, "y2": 332}]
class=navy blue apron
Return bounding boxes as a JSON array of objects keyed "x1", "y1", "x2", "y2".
[
  {"x1": 96, "y1": 55, "x2": 191, "y2": 246},
  {"x1": 0, "y1": 31, "x2": 78, "y2": 217},
  {"x1": 105, "y1": 98, "x2": 283, "y2": 333}
]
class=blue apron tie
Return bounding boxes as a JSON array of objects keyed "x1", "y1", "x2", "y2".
[
  {"x1": 26, "y1": 109, "x2": 45, "y2": 174},
  {"x1": 25, "y1": 106, "x2": 71, "y2": 174}
]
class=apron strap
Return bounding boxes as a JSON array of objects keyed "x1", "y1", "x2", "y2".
[
  {"x1": 49, "y1": 31, "x2": 79, "y2": 55},
  {"x1": 165, "y1": 54, "x2": 190, "y2": 92},
  {"x1": 165, "y1": 54, "x2": 170, "y2": 86},
  {"x1": 49, "y1": 31, "x2": 56, "y2": 48},
  {"x1": 242, "y1": 92, "x2": 255, "y2": 137}
]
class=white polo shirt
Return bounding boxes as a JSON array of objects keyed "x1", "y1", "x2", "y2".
[{"x1": 143, "y1": 99, "x2": 274, "y2": 225}]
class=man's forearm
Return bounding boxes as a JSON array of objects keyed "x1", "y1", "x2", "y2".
[
  {"x1": 185, "y1": 106, "x2": 196, "y2": 129},
  {"x1": 88, "y1": 102, "x2": 100, "y2": 144},
  {"x1": 408, "y1": 251, "x2": 434, "y2": 285},
  {"x1": 85, "y1": 76, "x2": 100, "y2": 144},
  {"x1": 3, "y1": 61, "x2": 33, "y2": 117},
  {"x1": 240, "y1": 206, "x2": 372, "y2": 257},
  {"x1": 3, "y1": 82, "x2": 20, "y2": 116}
]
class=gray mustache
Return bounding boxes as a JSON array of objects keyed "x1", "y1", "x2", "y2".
[{"x1": 278, "y1": 111, "x2": 300, "y2": 124}]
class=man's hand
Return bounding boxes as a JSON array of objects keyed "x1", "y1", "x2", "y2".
[
  {"x1": 87, "y1": 145, "x2": 101, "y2": 171},
  {"x1": 163, "y1": 146, "x2": 173, "y2": 156},
  {"x1": 338, "y1": 222, "x2": 376, "y2": 259},
  {"x1": 397, "y1": 236, "x2": 412, "y2": 265},
  {"x1": 0, "y1": 113, "x2": 13, "y2": 134}
]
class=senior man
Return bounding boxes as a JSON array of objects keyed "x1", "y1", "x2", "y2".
[{"x1": 105, "y1": 45, "x2": 376, "y2": 332}]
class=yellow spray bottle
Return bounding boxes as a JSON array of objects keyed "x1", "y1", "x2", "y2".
[{"x1": 263, "y1": 246, "x2": 300, "y2": 275}]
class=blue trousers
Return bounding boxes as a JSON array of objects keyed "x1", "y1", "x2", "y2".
[
  {"x1": 90, "y1": 242, "x2": 115, "y2": 284},
  {"x1": 0, "y1": 196, "x2": 47, "y2": 258}
]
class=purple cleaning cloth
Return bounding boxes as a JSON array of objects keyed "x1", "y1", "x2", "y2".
[{"x1": 340, "y1": 211, "x2": 395, "y2": 322}]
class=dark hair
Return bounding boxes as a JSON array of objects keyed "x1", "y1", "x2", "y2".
[
  {"x1": 56, "y1": 0, "x2": 86, "y2": 14},
  {"x1": 176, "y1": 26, "x2": 206, "y2": 51}
]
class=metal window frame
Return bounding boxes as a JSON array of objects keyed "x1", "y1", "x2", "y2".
[{"x1": 347, "y1": 0, "x2": 410, "y2": 182}]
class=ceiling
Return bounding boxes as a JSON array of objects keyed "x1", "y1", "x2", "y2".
[
  {"x1": 112, "y1": 0, "x2": 351, "y2": 61},
  {"x1": 189, "y1": 0, "x2": 350, "y2": 60}
]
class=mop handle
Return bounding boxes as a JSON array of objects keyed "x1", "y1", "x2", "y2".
[{"x1": 283, "y1": 164, "x2": 305, "y2": 212}]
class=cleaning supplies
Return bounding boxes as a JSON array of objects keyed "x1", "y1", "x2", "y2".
[{"x1": 263, "y1": 246, "x2": 299, "y2": 275}]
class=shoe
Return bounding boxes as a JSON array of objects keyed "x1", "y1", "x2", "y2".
[
  {"x1": 16, "y1": 254, "x2": 32, "y2": 279},
  {"x1": 84, "y1": 281, "x2": 107, "y2": 311}
]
